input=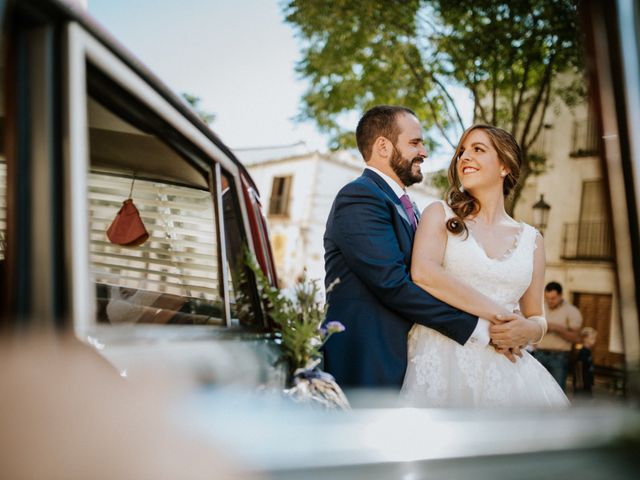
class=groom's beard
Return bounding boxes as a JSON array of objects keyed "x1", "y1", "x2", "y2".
[{"x1": 390, "y1": 147, "x2": 424, "y2": 187}]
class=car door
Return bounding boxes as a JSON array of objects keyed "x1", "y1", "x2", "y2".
[{"x1": 581, "y1": 0, "x2": 640, "y2": 397}]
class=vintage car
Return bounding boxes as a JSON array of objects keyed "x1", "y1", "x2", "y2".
[
  {"x1": 0, "y1": 0, "x2": 285, "y2": 386},
  {"x1": 0, "y1": 1, "x2": 639, "y2": 479}
]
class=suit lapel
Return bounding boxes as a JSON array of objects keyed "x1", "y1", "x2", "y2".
[{"x1": 361, "y1": 169, "x2": 415, "y2": 235}]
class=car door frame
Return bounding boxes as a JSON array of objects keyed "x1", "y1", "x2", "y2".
[{"x1": 581, "y1": 0, "x2": 640, "y2": 397}]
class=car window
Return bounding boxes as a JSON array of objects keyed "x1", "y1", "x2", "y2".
[
  {"x1": 220, "y1": 170, "x2": 264, "y2": 327},
  {"x1": 86, "y1": 94, "x2": 225, "y2": 326}
]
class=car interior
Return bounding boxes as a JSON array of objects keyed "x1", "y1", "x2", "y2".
[{"x1": 86, "y1": 89, "x2": 226, "y2": 326}]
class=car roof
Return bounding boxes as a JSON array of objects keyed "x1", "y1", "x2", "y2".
[{"x1": 12, "y1": 0, "x2": 260, "y2": 193}]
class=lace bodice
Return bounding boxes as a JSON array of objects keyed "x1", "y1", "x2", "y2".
[{"x1": 439, "y1": 200, "x2": 538, "y2": 312}]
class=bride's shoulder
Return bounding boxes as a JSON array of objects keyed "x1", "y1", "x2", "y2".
[
  {"x1": 422, "y1": 200, "x2": 452, "y2": 220},
  {"x1": 518, "y1": 221, "x2": 541, "y2": 237},
  {"x1": 419, "y1": 201, "x2": 451, "y2": 232},
  {"x1": 516, "y1": 221, "x2": 544, "y2": 248}
]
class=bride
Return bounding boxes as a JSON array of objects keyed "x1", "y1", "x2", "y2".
[{"x1": 401, "y1": 124, "x2": 569, "y2": 407}]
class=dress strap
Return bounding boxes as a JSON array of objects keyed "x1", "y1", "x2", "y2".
[{"x1": 437, "y1": 200, "x2": 456, "y2": 220}]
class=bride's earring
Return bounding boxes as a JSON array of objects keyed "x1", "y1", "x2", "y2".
[{"x1": 500, "y1": 171, "x2": 507, "y2": 178}]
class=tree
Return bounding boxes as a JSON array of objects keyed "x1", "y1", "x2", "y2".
[
  {"x1": 181, "y1": 92, "x2": 216, "y2": 126},
  {"x1": 283, "y1": 0, "x2": 584, "y2": 212}
]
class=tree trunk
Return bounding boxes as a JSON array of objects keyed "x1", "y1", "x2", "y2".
[{"x1": 506, "y1": 151, "x2": 531, "y2": 216}]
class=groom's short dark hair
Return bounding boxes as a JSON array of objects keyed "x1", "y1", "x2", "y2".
[{"x1": 356, "y1": 105, "x2": 416, "y2": 162}]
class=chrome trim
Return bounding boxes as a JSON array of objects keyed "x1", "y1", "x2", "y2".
[
  {"x1": 64, "y1": 23, "x2": 94, "y2": 334},
  {"x1": 233, "y1": 173, "x2": 256, "y2": 254},
  {"x1": 78, "y1": 29, "x2": 240, "y2": 177},
  {"x1": 212, "y1": 163, "x2": 232, "y2": 326}
]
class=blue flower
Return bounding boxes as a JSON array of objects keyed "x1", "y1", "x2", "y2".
[{"x1": 325, "y1": 321, "x2": 345, "y2": 334}]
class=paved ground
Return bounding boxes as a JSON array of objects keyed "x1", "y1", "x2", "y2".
[{"x1": 566, "y1": 370, "x2": 626, "y2": 405}]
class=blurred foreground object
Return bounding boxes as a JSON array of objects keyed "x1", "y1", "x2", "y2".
[{"x1": 0, "y1": 335, "x2": 243, "y2": 480}]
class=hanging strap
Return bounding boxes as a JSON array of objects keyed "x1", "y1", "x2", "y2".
[{"x1": 128, "y1": 175, "x2": 136, "y2": 199}]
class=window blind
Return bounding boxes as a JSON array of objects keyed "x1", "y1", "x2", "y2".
[{"x1": 89, "y1": 173, "x2": 220, "y2": 302}]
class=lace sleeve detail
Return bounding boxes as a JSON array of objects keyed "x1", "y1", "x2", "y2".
[
  {"x1": 522, "y1": 224, "x2": 541, "y2": 252},
  {"x1": 533, "y1": 228, "x2": 542, "y2": 251}
]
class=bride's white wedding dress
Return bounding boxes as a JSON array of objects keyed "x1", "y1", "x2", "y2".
[{"x1": 401, "y1": 201, "x2": 569, "y2": 407}]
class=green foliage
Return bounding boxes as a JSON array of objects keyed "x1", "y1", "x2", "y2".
[
  {"x1": 527, "y1": 151, "x2": 548, "y2": 175},
  {"x1": 244, "y1": 249, "x2": 343, "y2": 374},
  {"x1": 284, "y1": 0, "x2": 584, "y2": 212},
  {"x1": 181, "y1": 92, "x2": 216, "y2": 125},
  {"x1": 284, "y1": 0, "x2": 439, "y2": 146},
  {"x1": 426, "y1": 169, "x2": 450, "y2": 197}
]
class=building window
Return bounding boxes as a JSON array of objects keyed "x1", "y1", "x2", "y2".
[
  {"x1": 268, "y1": 176, "x2": 292, "y2": 217},
  {"x1": 572, "y1": 292, "x2": 622, "y2": 367},
  {"x1": 561, "y1": 180, "x2": 613, "y2": 260},
  {"x1": 570, "y1": 108, "x2": 599, "y2": 157}
]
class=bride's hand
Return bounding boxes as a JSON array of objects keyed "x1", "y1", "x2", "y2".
[
  {"x1": 492, "y1": 345, "x2": 523, "y2": 363},
  {"x1": 490, "y1": 313, "x2": 541, "y2": 348}
]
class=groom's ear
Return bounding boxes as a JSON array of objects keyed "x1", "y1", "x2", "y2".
[{"x1": 374, "y1": 136, "x2": 392, "y2": 159}]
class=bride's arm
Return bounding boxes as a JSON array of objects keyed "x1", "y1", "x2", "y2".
[
  {"x1": 517, "y1": 232, "x2": 547, "y2": 341},
  {"x1": 411, "y1": 202, "x2": 511, "y2": 321}
]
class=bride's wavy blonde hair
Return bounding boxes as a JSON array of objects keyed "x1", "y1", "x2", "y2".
[{"x1": 445, "y1": 124, "x2": 522, "y2": 236}]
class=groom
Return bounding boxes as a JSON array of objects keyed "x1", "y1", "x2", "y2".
[{"x1": 322, "y1": 105, "x2": 534, "y2": 389}]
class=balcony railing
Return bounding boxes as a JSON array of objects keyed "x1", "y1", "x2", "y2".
[
  {"x1": 561, "y1": 222, "x2": 614, "y2": 261},
  {"x1": 570, "y1": 117, "x2": 599, "y2": 157}
]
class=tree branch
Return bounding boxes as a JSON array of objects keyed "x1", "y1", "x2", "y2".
[
  {"x1": 525, "y1": 76, "x2": 553, "y2": 151},
  {"x1": 401, "y1": 50, "x2": 456, "y2": 148},
  {"x1": 512, "y1": 57, "x2": 531, "y2": 138},
  {"x1": 469, "y1": 82, "x2": 489, "y2": 124},
  {"x1": 519, "y1": 52, "x2": 557, "y2": 148},
  {"x1": 432, "y1": 73, "x2": 465, "y2": 132},
  {"x1": 491, "y1": 51, "x2": 498, "y2": 124},
  {"x1": 425, "y1": 99, "x2": 457, "y2": 149},
  {"x1": 510, "y1": 67, "x2": 516, "y2": 132}
]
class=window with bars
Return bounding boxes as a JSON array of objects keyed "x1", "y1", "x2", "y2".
[{"x1": 562, "y1": 180, "x2": 614, "y2": 260}]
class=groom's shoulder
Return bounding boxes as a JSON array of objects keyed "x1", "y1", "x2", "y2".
[{"x1": 337, "y1": 173, "x2": 383, "y2": 198}]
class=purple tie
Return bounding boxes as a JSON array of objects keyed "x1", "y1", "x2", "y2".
[{"x1": 399, "y1": 194, "x2": 417, "y2": 231}]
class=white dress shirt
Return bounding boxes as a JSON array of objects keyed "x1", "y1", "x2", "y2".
[
  {"x1": 365, "y1": 166, "x2": 405, "y2": 196},
  {"x1": 365, "y1": 166, "x2": 489, "y2": 346}
]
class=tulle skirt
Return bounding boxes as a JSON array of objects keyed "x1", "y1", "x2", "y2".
[{"x1": 400, "y1": 324, "x2": 570, "y2": 408}]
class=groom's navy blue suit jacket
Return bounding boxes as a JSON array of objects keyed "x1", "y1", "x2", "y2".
[{"x1": 323, "y1": 169, "x2": 478, "y2": 388}]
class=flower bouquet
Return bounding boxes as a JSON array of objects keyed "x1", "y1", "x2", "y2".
[{"x1": 245, "y1": 252, "x2": 349, "y2": 409}]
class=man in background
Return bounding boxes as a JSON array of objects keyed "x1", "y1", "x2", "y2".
[{"x1": 533, "y1": 281, "x2": 583, "y2": 391}]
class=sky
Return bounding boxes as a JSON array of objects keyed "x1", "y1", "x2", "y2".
[{"x1": 87, "y1": 0, "x2": 462, "y2": 171}]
